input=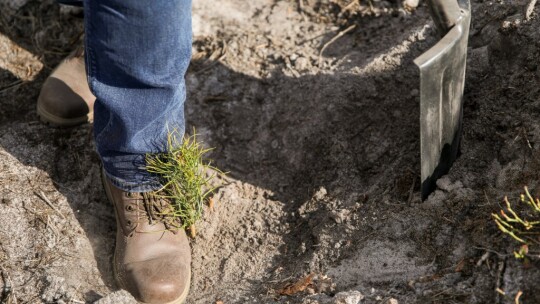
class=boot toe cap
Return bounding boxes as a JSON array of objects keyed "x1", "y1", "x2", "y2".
[
  {"x1": 124, "y1": 257, "x2": 190, "y2": 304},
  {"x1": 37, "y1": 77, "x2": 94, "y2": 125}
]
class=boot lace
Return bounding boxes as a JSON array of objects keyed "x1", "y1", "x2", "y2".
[{"x1": 126, "y1": 191, "x2": 181, "y2": 233}]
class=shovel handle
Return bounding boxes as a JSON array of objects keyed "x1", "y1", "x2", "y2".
[{"x1": 427, "y1": 0, "x2": 462, "y2": 35}]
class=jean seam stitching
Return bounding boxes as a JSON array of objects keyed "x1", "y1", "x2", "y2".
[{"x1": 84, "y1": 0, "x2": 113, "y2": 143}]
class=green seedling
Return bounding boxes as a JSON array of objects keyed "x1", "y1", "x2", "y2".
[
  {"x1": 146, "y1": 129, "x2": 221, "y2": 237},
  {"x1": 514, "y1": 244, "x2": 529, "y2": 259},
  {"x1": 492, "y1": 187, "x2": 540, "y2": 258}
]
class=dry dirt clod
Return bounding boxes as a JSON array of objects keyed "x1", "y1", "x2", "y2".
[
  {"x1": 93, "y1": 290, "x2": 137, "y2": 304},
  {"x1": 278, "y1": 273, "x2": 315, "y2": 296},
  {"x1": 332, "y1": 291, "x2": 364, "y2": 304}
]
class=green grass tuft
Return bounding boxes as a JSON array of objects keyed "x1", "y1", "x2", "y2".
[{"x1": 145, "y1": 129, "x2": 220, "y2": 235}]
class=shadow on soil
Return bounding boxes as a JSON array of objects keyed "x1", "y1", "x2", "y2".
[{"x1": 0, "y1": 2, "x2": 114, "y2": 302}]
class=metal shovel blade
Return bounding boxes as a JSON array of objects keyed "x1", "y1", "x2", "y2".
[{"x1": 414, "y1": 0, "x2": 471, "y2": 200}]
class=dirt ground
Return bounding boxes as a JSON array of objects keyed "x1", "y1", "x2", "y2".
[{"x1": 1, "y1": 0, "x2": 540, "y2": 303}]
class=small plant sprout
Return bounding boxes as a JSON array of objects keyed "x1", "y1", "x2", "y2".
[
  {"x1": 514, "y1": 244, "x2": 529, "y2": 259},
  {"x1": 146, "y1": 129, "x2": 221, "y2": 237},
  {"x1": 492, "y1": 187, "x2": 540, "y2": 258}
]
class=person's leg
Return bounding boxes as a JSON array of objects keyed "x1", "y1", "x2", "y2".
[
  {"x1": 84, "y1": 0, "x2": 192, "y2": 192},
  {"x1": 83, "y1": 1, "x2": 193, "y2": 303}
]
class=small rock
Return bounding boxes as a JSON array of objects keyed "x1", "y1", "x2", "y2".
[
  {"x1": 94, "y1": 290, "x2": 138, "y2": 304},
  {"x1": 436, "y1": 176, "x2": 464, "y2": 192},
  {"x1": 403, "y1": 0, "x2": 419, "y2": 9},
  {"x1": 386, "y1": 298, "x2": 399, "y2": 304},
  {"x1": 333, "y1": 291, "x2": 364, "y2": 304},
  {"x1": 436, "y1": 176, "x2": 452, "y2": 192},
  {"x1": 294, "y1": 56, "x2": 311, "y2": 71},
  {"x1": 300, "y1": 242, "x2": 307, "y2": 253},
  {"x1": 314, "y1": 187, "x2": 327, "y2": 200},
  {"x1": 41, "y1": 276, "x2": 66, "y2": 303},
  {"x1": 331, "y1": 209, "x2": 351, "y2": 224}
]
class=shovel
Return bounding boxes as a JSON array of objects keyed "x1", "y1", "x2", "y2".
[{"x1": 414, "y1": 0, "x2": 471, "y2": 200}]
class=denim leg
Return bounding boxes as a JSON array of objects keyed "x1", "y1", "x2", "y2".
[{"x1": 83, "y1": 0, "x2": 192, "y2": 192}]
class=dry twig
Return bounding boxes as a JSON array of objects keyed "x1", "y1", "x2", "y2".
[
  {"x1": 318, "y1": 24, "x2": 357, "y2": 66},
  {"x1": 525, "y1": 0, "x2": 538, "y2": 20},
  {"x1": 495, "y1": 259, "x2": 506, "y2": 304},
  {"x1": 515, "y1": 290, "x2": 523, "y2": 304},
  {"x1": 0, "y1": 80, "x2": 23, "y2": 93},
  {"x1": 35, "y1": 191, "x2": 65, "y2": 219}
]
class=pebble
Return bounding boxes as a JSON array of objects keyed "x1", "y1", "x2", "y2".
[
  {"x1": 41, "y1": 275, "x2": 66, "y2": 303},
  {"x1": 403, "y1": 0, "x2": 419, "y2": 8},
  {"x1": 436, "y1": 176, "x2": 453, "y2": 192},
  {"x1": 295, "y1": 56, "x2": 311, "y2": 71},
  {"x1": 436, "y1": 176, "x2": 463, "y2": 192},
  {"x1": 333, "y1": 291, "x2": 364, "y2": 304},
  {"x1": 94, "y1": 290, "x2": 138, "y2": 304},
  {"x1": 314, "y1": 187, "x2": 327, "y2": 200}
]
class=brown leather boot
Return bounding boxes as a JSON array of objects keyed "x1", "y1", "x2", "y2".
[
  {"x1": 37, "y1": 47, "x2": 96, "y2": 127},
  {"x1": 102, "y1": 172, "x2": 191, "y2": 304}
]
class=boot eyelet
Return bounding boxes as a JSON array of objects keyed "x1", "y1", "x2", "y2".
[
  {"x1": 126, "y1": 220, "x2": 132, "y2": 227},
  {"x1": 126, "y1": 205, "x2": 135, "y2": 212}
]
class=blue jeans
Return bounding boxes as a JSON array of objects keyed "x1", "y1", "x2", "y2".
[{"x1": 60, "y1": 0, "x2": 192, "y2": 192}]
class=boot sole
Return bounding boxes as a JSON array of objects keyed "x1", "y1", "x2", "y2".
[
  {"x1": 36, "y1": 97, "x2": 93, "y2": 127},
  {"x1": 101, "y1": 169, "x2": 191, "y2": 304}
]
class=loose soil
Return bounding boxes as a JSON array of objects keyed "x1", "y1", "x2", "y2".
[{"x1": 1, "y1": 0, "x2": 540, "y2": 303}]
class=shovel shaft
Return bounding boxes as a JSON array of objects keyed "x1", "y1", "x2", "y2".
[{"x1": 428, "y1": 0, "x2": 462, "y2": 34}]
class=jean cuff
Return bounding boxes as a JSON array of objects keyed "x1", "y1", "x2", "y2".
[
  {"x1": 103, "y1": 168, "x2": 163, "y2": 193},
  {"x1": 100, "y1": 153, "x2": 163, "y2": 192}
]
